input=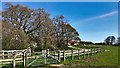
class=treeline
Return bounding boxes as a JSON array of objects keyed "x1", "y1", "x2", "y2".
[
  {"x1": 80, "y1": 36, "x2": 120, "y2": 46},
  {"x1": 2, "y1": 3, "x2": 80, "y2": 50},
  {"x1": 104, "y1": 36, "x2": 120, "y2": 46}
]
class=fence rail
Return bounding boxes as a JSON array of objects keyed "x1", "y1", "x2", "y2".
[
  {"x1": 0, "y1": 47, "x2": 31, "y2": 59},
  {"x1": 47, "y1": 48, "x2": 104, "y2": 62},
  {"x1": 0, "y1": 48, "x2": 104, "y2": 68}
]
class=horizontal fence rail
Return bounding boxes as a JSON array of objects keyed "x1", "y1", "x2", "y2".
[
  {"x1": 46, "y1": 48, "x2": 104, "y2": 62},
  {"x1": 0, "y1": 48, "x2": 104, "y2": 68},
  {"x1": 0, "y1": 47, "x2": 31, "y2": 68}
]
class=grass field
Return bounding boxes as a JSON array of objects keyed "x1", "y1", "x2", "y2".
[{"x1": 62, "y1": 45, "x2": 119, "y2": 66}]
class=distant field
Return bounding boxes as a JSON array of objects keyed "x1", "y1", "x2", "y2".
[{"x1": 62, "y1": 45, "x2": 119, "y2": 66}]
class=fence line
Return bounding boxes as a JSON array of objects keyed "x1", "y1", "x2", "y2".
[
  {"x1": 48, "y1": 48, "x2": 104, "y2": 62},
  {"x1": 0, "y1": 47, "x2": 31, "y2": 59},
  {"x1": 0, "y1": 48, "x2": 104, "y2": 68},
  {"x1": 0, "y1": 47, "x2": 31, "y2": 68}
]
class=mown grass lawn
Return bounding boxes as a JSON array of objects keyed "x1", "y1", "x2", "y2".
[
  {"x1": 62, "y1": 45, "x2": 119, "y2": 66},
  {"x1": 91, "y1": 46, "x2": 118, "y2": 66}
]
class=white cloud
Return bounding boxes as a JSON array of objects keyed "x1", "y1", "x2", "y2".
[
  {"x1": 81, "y1": 11, "x2": 118, "y2": 22},
  {"x1": 98, "y1": 11, "x2": 117, "y2": 18}
]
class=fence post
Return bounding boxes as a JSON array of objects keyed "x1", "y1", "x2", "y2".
[
  {"x1": 87, "y1": 49, "x2": 89, "y2": 57},
  {"x1": 83, "y1": 49, "x2": 85, "y2": 58},
  {"x1": 78, "y1": 49, "x2": 80, "y2": 59},
  {"x1": 13, "y1": 53, "x2": 16, "y2": 68},
  {"x1": 28, "y1": 47, "x2": 31, "y2": 56},
  {"x1": 58, "y1": 50, "x2": 61, "y2": 62},
  {"x1": 97, "y1": 48, "x2": 99, "y2": 53},
  {"x1": 2, "y1": 50, "x2": 4, "y2": 59},
  {"x1": 97, "y1": 48, "x2": 98, "y2": 53},
  {"x1": 54, "y1": 50, "x2": 56, "y2": 59},
  {"x1": 96, "y1": 48, "x2": 98, "y2": 53},
  {"x1": 96, "y1": 48, "x2": 97, "y2": 53},
  {"x1": 71, "y1": 50, "x2": 73, "y2": 60},
  {"x1": 91, "y1": 49, "x2": 92, "y2": 55},
  {"x1": 100, "y1": 48, "x2": 102, "y2": 52},
  {"x1": 12, "y1": 51, "x2": 14, "y2": 58},
  {"x1": 8, "y1": 52, "x2": 9, "y2": 58},
  {"x1": 47, "y1": 49, "x2": 49, "y2": 57},
  {"x1": 94, "y1": 48, "x2": 96, "y2": 54},
  {"x1": 63, "y1": 50, "x2": 65, "y2": 61},
  {"x1": 22, "y1": 51, "x2": 27, "y2": 68},
  {"x1": 44, "y1": 50, "x2": 47, "y2": 64},
  {"x1": 92, "y1": 49, "x2": 94, "y2": 55},
  {"x1": 25, "y1": 52, "x2": 28, "y2": 67},
  {"x1": 22, "y1": 52, "x2": 24, "y2": 68}
]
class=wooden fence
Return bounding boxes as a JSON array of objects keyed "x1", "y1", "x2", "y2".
[
  {"x1": 46, "y1": 48, "x2": 104, "y2": 63},
  {"x1": 0, "y1": 47, "x2": 31, "y2": 59},
  {"x1": 0, "y1": 51, "x2": 28, "y2": 68},
  {"x1": 0, "y1": 47, "x2": 31, "y2": 68},
  {"x1": 0, "y1": 48, "x2": 104, "y2": 68}
]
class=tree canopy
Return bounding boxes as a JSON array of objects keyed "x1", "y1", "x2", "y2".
[
  {"x1": 2, "y1": 3, "x2": 80, "y2": 50},
  {"x1": 104, "y1": 36, "x2": 116, "y2": 45}
]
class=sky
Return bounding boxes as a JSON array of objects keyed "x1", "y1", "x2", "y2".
[
  {"x1": 1, "y1": 0, "x2": 120, "y2": 2},
  {"x1": 1, "y1": 2, "x2": 118, "y2": 43}
]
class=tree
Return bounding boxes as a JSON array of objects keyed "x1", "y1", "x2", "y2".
[
  {"x1": 2, "y1": 21, "x2": 30, "y2": 50},
  {"x1": 53, "y1": 15, "x2": 80, "y2": 49},
  {"x1": 2, "y1": 3, "x2": 80, "y2": 50},
  {"x1": 104, "y1": 36, "x2": 116, "y2": 45},
  {"x1": 53, "y1": 15, "x2": 67, "y2": 49},
  {"x1": 29, "y1": 13, "x2": 57, "y2": 50},
  {"x1": 63, "y1": 23, "x2": 80, "y2": 46},
  {"x1": 2, "y1": 3, "x2": 56, "y2": 50},
  {"x1": 2, "y1": 3, "x2": 49, "y2": 35},
  {"x1": 117, "y1": 37, "x2": 120, "y2": 45}
]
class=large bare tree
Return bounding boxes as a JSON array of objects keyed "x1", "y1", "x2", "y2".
[
  {"x1": 53, "y1": 15, "x2": 80, "y2": 49},
  {"x1": 2, "y1": 3, "x2": 80, "y2": 50}
]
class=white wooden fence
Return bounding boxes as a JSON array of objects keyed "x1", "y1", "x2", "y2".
[
  {"x1": 0, "y1": 47, "x2": 31, "y2": 59},
  {"x1": 47, "y1": 48, "x2": 104, "y2": 62},
  {"x1": 0, "y1": 48, "x2": 104, "y2": 68},
  {"x1": 0, "y1": 47, "x2": 31, "y2": 68}
]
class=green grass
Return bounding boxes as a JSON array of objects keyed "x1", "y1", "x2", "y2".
[
  {"x1": 0, "y1": 63, "x2": 23, "y2": 68},
  {"x1": 91, "y1": 46, "x2": 118, "y2": 66},
  {"x1": 0, "y1": 65, "x2": 2, "y2": 68},
  {"x1": 61, "y1": 45, "x2": 119, "y2": 66}
]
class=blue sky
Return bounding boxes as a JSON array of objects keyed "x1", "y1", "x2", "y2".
[
  {"x1": 2, "y1": 2, "x2": 118, "y2": 43},
  {"x1": 1, "y1": 0, "x2": 119, "y2": 2}
]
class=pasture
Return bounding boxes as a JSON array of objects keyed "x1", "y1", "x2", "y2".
[{"x1": 62, "y1": 45, "x2": 119, "y2": 66}]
